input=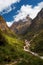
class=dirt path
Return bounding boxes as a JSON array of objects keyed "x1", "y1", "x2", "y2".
[
  {"x1": 6, "y1": 61, "x2": 18, "y2": 65},
  {"x1": 5, "y1": 58, "x2": 22, "y2": 65},
  {"x1": 5, "y1": 34, "x2": 43, "y2": 65},
  {"x1": 24, "y1": 34, "x2": 43, "y2": 59},
  {"x1": 24, "y1": 45, "x2": 43, "y2": 59}
]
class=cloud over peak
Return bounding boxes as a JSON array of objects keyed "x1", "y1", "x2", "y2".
[{"x1": 14, "y1": 2, "x2": 43, "y2": 21}]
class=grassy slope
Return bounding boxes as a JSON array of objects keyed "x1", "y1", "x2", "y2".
[
  {"x1": 0, "y1": 30, "x2": 43, "y2": 65},
  {"x1": 0, "y1": 30, "x2": 24, "y2": 64},
  {"x1": 30, "y1": 31, "x2": 43, "y2": 56}
]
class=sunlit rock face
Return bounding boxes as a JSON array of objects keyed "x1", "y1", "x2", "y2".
[
  {"x1": 29, "y1": 8, "x2": 43, "y2": 32},
  {"x1": 10, "y1": 16, "x2": 32, "y2": 34},
  {"x1": 0, "y1": 16, "x2": 9, "y2": 31}
]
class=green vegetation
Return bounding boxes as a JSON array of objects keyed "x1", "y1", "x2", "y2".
[
  {"x1": 30, "y1": 31, "x2": 43, "y2": 56},
  {"x1": 0, "y1": 30, "x2": 43, "y2": 65},
  {"x1": 0, "y1": 30, "x2": 24, "y2": 64},
  {"x1": 16, "y1": 58, "x2": 43, "y2": 65},
  {"x1": 0, "y1": 9, "x2": 43, "y2": 65}
]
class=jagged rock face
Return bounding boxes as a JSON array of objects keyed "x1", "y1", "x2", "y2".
[
  {"x1": 29, "y1": 8, "x2": 43, "y2": 32},
  {"x1": 10, "y1": 16, "x2": 32, "y2": 34},
  {"x1": 20, "y1": 8, "x2": 43, "y2": 40},
  {"x1": 0, "y1": 16, "x2": 9, "y2": 31},
  {"x1": 37, "y1": 8, "x2": 43, "y2": 19}
]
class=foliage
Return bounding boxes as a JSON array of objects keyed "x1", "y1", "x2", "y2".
[{"x1": 30, "y1": 31, "x2": 43, "y2": 56}]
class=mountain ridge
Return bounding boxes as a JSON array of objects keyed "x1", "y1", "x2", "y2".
[
  {"x1": 10, "y1": 16, "x2": 32, "y2": 34},
  {"x1": 0, "y1": 8, "x2": 43, "y2": 65},
  {"x1": 23, "y1": 8, "x2": 43, "y2": 40}
]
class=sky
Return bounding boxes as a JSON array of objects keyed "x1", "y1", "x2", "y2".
[{"x1": 0, "y1": 0, "x2": 43, "y2": 27}]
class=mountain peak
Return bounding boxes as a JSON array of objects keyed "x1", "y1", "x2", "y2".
[
  {"x1": 37, "y1": 8, "x2": 43, "y2": 18},
  {"x1": 40, "y1": 8, "x2": 43, "y2": 12},
  {"x1": 10, "y1": 16, "x2": 32, "y2": 34},
  {"x1": 29, "y1": 8, "x2": 43, "y2": 33}
]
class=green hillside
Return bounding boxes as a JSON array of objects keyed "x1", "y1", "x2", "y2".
[
  {"x1": 0, "y1": 9, "x2": 43, "y2": 65},
  {"x1": 0, "y1": 30, "x2": 43, "y2": 65},
  {"x1": 0, "y1": 30, "x2": 24, "y2": 64},
  {"x1": 30, "y1": 31, "x2": 43, "y2": 56}
]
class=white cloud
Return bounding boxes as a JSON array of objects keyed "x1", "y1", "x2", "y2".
[
  {"x1": 1, "y1": 6, "x2": 16, "y2": 15},
  {"x1": 1, "y1": 7, "x2": 12, "y2": 14},
  {"x1": 6, "y1": 21, "x2": 14, "y2": 27},
  {"x1": 0, "y1": 0, "x2": 20, "y2": 13},
  {"x1": 6, "y1": 1, "x2": 43, "y2": 27},
  {"x1": 14, "y1": 2, "x2": 43, "y2": 21}
]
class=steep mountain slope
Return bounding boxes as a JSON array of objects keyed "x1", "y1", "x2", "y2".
[
  {"x1": 0, "y1": 16, "x2": 17, "y2": 38},
  {"x1": 30, "y1": 8, "x2": 43, "y2": 32},
  {"x1": 30, "y1": 31, "x2": 43, "y2": 56},
  {"x1": 10, "y1": 16, "x2": 31, "y2": 34},
  {"x1": 0, "y1": 16, "x2": 9, "y2": 31},
  {"x1": 24, "y1": 8, "x2": 43, "y2": 40},
  {"x1": 0, "y1": 16, "x2": 43, "y2": 65}
]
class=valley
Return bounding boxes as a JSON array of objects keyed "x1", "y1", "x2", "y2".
[{"x1": 0, "y1": 8, "x2": 43, "y2": 65}]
